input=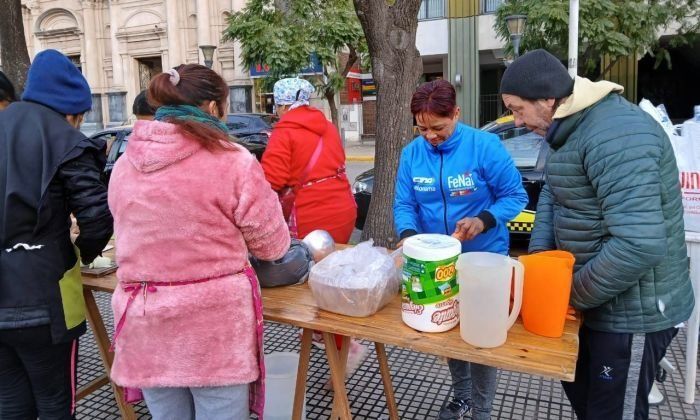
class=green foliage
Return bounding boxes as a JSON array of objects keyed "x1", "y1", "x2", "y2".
[
  {"x1": 495, "y1": 0, "x2": 700, "y2": 78},
  {"x1": 223, "y1": 0, "x2": 367, "y2": 96}
]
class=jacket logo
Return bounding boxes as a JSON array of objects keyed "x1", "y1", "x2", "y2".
[
  {"x1": 413, "y1": 176, "x2": 436, "y2": 192},
  {"x1": 447, "y1": 173, "x2": 475, "y2": 189},
  {"x1": 599, "y1": 365, "x2": 613, "y2": 380},
  {"x1": 412, "y1": 177, "x2": 435, "y2": 184},
  {"x1": 448, "y1": 172, "x2": 478, "y2": 196}
]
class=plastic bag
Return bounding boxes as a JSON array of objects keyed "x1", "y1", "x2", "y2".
[
  {"x1": 640, "y1": 99, "x2": 700, "y2": 232},
  {"x1": 308, "y1": 240, "x2": 400, "y2": 317},
  {"x1": 250, "y1": 239, "x2": 312, "y2": 288}
]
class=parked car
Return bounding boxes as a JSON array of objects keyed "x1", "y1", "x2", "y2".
[
  {"x1": 92, "y1": 125, "x2": 267, "y2": 184},
  {"x1": 226, "y1": 113, "x2": 278, "y2": 145},
  {"x1": 352, "y1": 115, "x2": 548, "y2": 239}
]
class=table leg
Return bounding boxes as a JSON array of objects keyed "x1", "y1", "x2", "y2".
[
  {"x1": 331, "y1": 336, "x2": 351, "y2": 418},
  {"x1": 83, "y1": 290, "x2": 137, "y2": 420},
  {"x1": 685, "y1": 243, "x2": 700, "y2": 404},
  {"x1": 323, "y1": 332, "x2": 352, "y2": 419},
  {"x1": 374, "y1": 343, "x2": 399, "y2": 420},
  {"x1": 293, "y1": 329, "x2": 313, "y2": 420}
]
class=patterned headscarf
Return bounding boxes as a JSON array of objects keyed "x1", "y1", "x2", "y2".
[{"x1": 273, "y1": 78, "x2": 315, "y2": 110}]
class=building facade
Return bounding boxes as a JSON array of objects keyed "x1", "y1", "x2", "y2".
[{"x1": 18, "y1": 0, "x2": 255, "y2": 133}]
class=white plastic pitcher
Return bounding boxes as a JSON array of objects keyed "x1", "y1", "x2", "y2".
[
  {"x1": 457, "y1": 252, "x2": 524, "y2": 348},
  {"x1": 264, "y1": 352, "x2": 305, "y2": 420}
]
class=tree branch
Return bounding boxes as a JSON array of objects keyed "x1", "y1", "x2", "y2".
[{"x1": 340, "y1": 45, "x2": 359, "y2": 79}]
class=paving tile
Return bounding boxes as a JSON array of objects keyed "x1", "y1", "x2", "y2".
[{"x1": 75, "y1": 292, "x2": 698, "y2": 419}]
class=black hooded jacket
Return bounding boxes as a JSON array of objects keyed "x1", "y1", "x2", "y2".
[{"x1": 0, "y1": 101, "x2": 113, "y2": 343}]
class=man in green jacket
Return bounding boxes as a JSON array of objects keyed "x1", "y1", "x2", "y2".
[{"x1": 500, "y1": 49, "x2": 694, "y2": 420}]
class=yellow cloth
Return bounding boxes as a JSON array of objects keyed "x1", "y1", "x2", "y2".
[
  {"x1": 59, "y1": 248, "x2": 86, "y2": 329},
  {"x1": 554, "y1": 76, "x2": 624, "y2": 119}
]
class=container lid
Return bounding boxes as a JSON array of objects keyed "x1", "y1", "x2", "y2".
[{"x1": 403, "y1": 234, "x2": 461, "y2": 261}]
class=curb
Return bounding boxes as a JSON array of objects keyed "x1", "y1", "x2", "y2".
[{"x1": 346, "y1": 155, "x2": 375, "y2": 162}]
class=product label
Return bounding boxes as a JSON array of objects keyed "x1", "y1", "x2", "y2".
[{"x1": 401, "y1": 254, "x2": 459, "y2": 305}]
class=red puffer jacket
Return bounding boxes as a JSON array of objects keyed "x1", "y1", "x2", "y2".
[{"x1": 262, "y1": 106, "x2": 357, "y2": 243}]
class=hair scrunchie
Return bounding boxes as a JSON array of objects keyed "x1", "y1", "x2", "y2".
[{"x1": 166, "y1": 68, "x2": 180, "y2": 86}]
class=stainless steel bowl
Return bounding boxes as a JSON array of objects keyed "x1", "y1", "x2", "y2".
[{"x1": 302, "y1": 230, "x2": 336, "y2": 262}]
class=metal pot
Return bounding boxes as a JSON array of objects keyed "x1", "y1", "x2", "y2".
[{"x1": 301, "y1": 230, "x2": 336, "y2": 262}]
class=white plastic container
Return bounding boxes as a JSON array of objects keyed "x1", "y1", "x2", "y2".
[
  {"x1": 401, "y1": 234, "x2": 462, "y2": 332},
  {"x1": 457, "y1": 252, "x2": 524, "y2": 348},
  {"x1": 264, "y1": 352, "x2": 305, "y2": 420}
]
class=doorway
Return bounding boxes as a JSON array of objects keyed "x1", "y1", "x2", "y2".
[{"x1": 136, "y1": 56, "x2": 163, "y2": 91}]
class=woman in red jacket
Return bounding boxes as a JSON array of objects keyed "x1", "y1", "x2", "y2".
[
  {"x1": 262, "y1": 77, "x2": 364, "y2": 374},
  {"x1": 262, "y1": 78, "x2": 356, "y2": 242}
]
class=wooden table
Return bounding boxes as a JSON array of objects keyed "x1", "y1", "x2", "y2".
[{"x1": 81, "y1": 266, "x2": 579, "y2": 419}]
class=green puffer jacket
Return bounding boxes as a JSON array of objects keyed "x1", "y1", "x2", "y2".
[{"x1": 529, "y1": 81, "x2": 694, "y2": 333}]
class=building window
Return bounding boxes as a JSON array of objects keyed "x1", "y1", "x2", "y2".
[
  {"x1": 107, "y1": 92, "x2": 127, "y2": 123},
  {"x1": 482, "y1": 0, "x2": 504, "y2": 14},
  {"x1": 229, "y1": 86, "x2": 252, "y2": 113},
  {"x1": 418, "y1": 0, "x2": 445, "y2": 20},
  {"x1": 136, "y1": 57, "x2": 163, "y2": 91},
  {"x1": 68, "y1": 55, "x2": 82, "y2": 73}
]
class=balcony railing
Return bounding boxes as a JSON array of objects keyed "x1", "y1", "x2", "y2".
[
  {"x1": 418, "y1": 0, "x2": 446, "y2": 20},
  {"x1": 482, "y1": 0, "x2": 504, "y2": 14}
]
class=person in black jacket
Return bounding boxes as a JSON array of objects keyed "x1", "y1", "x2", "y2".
[{"x1": 0, "y1": 49, "x2": 113, "y2": 420}]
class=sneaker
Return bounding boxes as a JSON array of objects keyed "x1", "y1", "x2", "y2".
[
  {"x1": 437, "y1": 398, "x2": 471, "y2": 420},
  {"x1": 344, "y1": 340, "x2": 368, "y2": 378},
  {"x1": 311, "y1": 332, "x2": 326, "y2": 350},
  {"x1": 323, "y1": 339, "x2": 369, "y2": 390},
  {"x1": 298, "y1": 329, "x2": 326, "y2": 350}
]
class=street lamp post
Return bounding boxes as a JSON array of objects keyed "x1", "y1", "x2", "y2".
[
  {"x1": 505, "y1": 15, "x2": 527, "y2": 58},
  {"x1": 199, "y1": 45, "x2": 217, "y2": 69}
]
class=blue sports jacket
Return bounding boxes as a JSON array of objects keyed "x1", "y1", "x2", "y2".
[{"x1": 393, "y1": 123, "x2": 528, "y2": 254}]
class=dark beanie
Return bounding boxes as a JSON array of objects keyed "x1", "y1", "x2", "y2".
[
  {"x1": 500, "y1": 49, "x2": 574, "y2": 100},
  {"x1": 22, "y1": 49, "x2": 92, "y2": 115}
]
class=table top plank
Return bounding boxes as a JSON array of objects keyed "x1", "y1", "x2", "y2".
[{"x1": 83, "y1": 245, "x2": 578, "y2": 382}]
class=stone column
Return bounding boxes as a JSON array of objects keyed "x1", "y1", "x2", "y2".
[
  {"x1": 81, "y1": 1, "x2": 101, "y2": 88},
  {"x1": 165, "y1": 0, "x2": 182, "y2": 68},
  {"x1": 448, "y1": 0, "x2": 480, "y2": 127},
  {"x1": 108, "y1": 0, "x2": 124, "y2": 89},
  {"x1": 195, "y1": 0, "x2": 212, "y2": 65}
]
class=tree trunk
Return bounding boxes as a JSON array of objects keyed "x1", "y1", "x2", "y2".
[
  {"x1": 353, "y1": 0, "x2": 423, "y2": 247},
  {"x1": 0, "y1": 0, "x2": 31, "y2": 94},
  {"x1": 324, "y1": 89, "x2": 340, "y2": 130}
]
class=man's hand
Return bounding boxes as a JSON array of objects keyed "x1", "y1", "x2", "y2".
[
  {"x1": 452, "y1": 217, "x2": 485, "y2": 241},
  {"x1": 70, "y1": 216, "x2": 80, "y2": 244},
  {"x1": 566, "y1": 306, "x2": 578, "y2": 321}
]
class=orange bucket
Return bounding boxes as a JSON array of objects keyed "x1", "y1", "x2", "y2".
[{"x1": 518, "y1": 251, "x2": 575, "y2": 338}]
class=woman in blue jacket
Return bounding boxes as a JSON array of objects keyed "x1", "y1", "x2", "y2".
[{"x1": 394, "y1": 80, "x2": 528, "y2": 420}]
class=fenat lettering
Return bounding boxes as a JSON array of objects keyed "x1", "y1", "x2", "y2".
[{"x1": 447, "y1": 174, "x2": 475, "y2": 190}]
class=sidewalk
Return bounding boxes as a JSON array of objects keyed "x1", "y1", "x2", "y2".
[
  {"x1": 345, "y1": 139, "x2": 375, "y2": 162},
  {"x1": 75, "y1": 291, "x2": 698, "y2": 419}
]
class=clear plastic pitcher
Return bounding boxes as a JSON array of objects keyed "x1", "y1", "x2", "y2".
[
  {"x1": 457, "y1": 252, "x2": 524, "y2": 348},
  {"x1": 264, "y1": 352, "x2": 305, "y2": 420}
]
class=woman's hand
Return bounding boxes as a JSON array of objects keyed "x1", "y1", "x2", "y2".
[{"x1": 452, "y1": 217, "x2": 485, "y2": 241}]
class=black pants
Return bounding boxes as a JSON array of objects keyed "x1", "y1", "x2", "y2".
[
  {"x1": 562, "y1": 324, "x2": 677, "y2": 420},
  {"x1": 0, "y1": 325, "x2": 78, "y2": 420}
]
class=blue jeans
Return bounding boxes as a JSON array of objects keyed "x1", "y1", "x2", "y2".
[
  {"x1": 448, "y1": 359, "x2": 498, "y2": 420},
  {"x1": 143, "y1": 384, "x2": 249, "y2": 420}
]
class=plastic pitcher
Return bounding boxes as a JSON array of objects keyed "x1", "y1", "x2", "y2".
[
  {"x1": 457, "y1": 252, "x2": 524, "y2": 348},
  {"x1": 264, "y1": 352, "x2": 305, "y2": 420},
  {"x1": 519, "y1": 251, "x2": 575, "y2": 338}
]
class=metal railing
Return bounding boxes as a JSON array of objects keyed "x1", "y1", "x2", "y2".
[
  {"x1": 482, "y1": 0, "x2": 504, "y2": 14},
  {"x1": 418, "y1": 0, "x2": 446, "y2": 20},
  {"x1": 480, "y1": 93, "x2": 506, "y2": 126}
]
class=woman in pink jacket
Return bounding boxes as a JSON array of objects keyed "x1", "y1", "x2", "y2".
[{"x1": 108, "y1": 64, "x2": 290, "y2": 419}]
